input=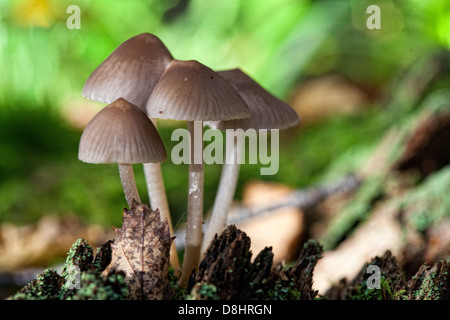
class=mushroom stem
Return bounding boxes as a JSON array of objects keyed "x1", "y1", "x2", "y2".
[
  {"x1": 143, "y1": 118, "x2": 180, "y2": 274},
  {"x1": 118, "y1": 163, "x2": 141, "y2": 207},
  {"x1": 143, "y1": 162, "x2": 181, "y2": 273},
  {"x1": 201, "y1": 137, "x2": 242, "y2": 254},
  {"x1": 180, "y1": 121, "x2": 204, "y2": 287}
]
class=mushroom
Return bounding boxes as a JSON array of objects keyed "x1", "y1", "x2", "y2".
[
  {"x1": 201, "y1": 68, "x2": 300, "y2": 254},
  {"x1": 79, "y1": 98, "x2": 166, "y2": 208},
  {"x1": 146, "y1": 60, "x2": 250, "y2": 286},
  {"x1": 81, "y1": 33, "x2": 181, "y2": 271},
  {"x1": 82, "y1": 33, "x2": 173, "y2": 108}
]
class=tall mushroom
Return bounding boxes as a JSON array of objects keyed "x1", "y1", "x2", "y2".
[
  {"x1": 201, "y1": 68, "x2": 300, "y2": 254},
  {"x1": 79, "y1": 98, "x2": 166, "y2": 208},
  {"x1": 81, "y1": 33, "x2": 180, "y2": 271},
  {"x1": 146, "y1": 60, "x2": 250, "y2": 286}
]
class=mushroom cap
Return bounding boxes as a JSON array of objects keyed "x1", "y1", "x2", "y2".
[
  {"x1": 82, "y1": 33, "x2": 173, "y2": 110},
  {"x1": 79, "y1": 98, "x2": 167, "y2": 164},
  {"x1": 206, "y1": 68, "x2": 300, "y2": 131},
  {"x1": 145, "y1": 60, "x2": 250, "y2": 121}
]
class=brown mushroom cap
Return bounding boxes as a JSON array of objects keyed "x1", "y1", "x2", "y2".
[
  {"x1": 145, "y1": 60, "x2": 250, "y2": 121},
  {"x1": 82, "y1": 33, "x2": 173, "y2": 110},
  {"x1": 79, "y1": 98, "x2": 167, "y2": 164},
  {"x1": 207, "y1": 68, "x2": 300, "y2": 131}
]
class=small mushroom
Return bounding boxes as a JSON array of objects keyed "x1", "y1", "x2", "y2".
[
  {"x1": 81, "y1": 33, "x2": 181, "y2": 271},
  {"x1": 202, "y1": 68, "x2": 300, "y2": 254},
  {"x1": 146, "y1": 60, "x2": 250, "y2": 286},
  {"x1": 79, "y1": 98, "x2": 166, "y2": 208}
]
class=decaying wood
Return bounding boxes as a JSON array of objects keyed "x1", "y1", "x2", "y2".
[
  {"x1": 352, "y1": 251, "x2": 405, "y2": 298},
  {"x1": 190, "y1": 225, "x2": 274, "y2": 300},
  {"x1": 325, "y1": 250, "x2": 405, "y2": 299},
  {"x1": 275, "y1": 240, "x2": 323, "y2": 300},
  {"x1": 190, "y1": 225, "x2": 323, "y2": 300},
  {"x1": 8, "y1": 216, "x2": 448, "y2": 300},
  {"x1": 406, "y1": 260, "x2": 450, "y2": 300},
  {"x1": 325, "y1": 250, "x2": 450, "y2": 300},
  {"x1": 92, "y1": 240, "x2": 113, "y2": 272}
]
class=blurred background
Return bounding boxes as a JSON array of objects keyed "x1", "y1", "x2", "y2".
[{"x1": 0, "y1": 0, "x2": 449, "y2": 298}]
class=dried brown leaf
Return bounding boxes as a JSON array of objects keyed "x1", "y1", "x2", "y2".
[{"x1": 103, "y1": 201, "x2": 173, "y2": 299}]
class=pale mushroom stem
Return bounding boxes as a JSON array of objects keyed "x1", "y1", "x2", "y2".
[
  {"x1": 180, "y1": 121, "x2": 204, "y2": 287},
  {"x1": 201, "y1": 137, "x2": 242, "y2": 254},
  {"x1": 143, "y1": 118, "x2": 181, "y2": 274},
  {"x1": 118, "y1": 163, "x2": 141, "y2": 207}
]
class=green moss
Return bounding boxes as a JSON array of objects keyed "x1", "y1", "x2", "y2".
[
  {"x1": 9, "y1": 268, "x2": 64, "y2": 300},
  {"x1": 411, "y1": 265, "x2": 448, "y2": 300},
  {"x1": 187, "y1": 283, "x2": 219, "y2": 300},
  {"x1": 352, "y1": 277, "x2": 381, "y2": 300},
  {"x1": 68, "y1": 271, "x2": 128, "y2": 300},
  {"x1": 351, "y1": 277, "x2": 407, "y2": 300},
  {"x1": 61, "y1": 238, "x2": 94, "y2": 276},
  {"x1": 198, "y1": 283, "x2": 219, "y2": 299},
  {"x1": 267, "y1": 278, "x2": 302, "y2": 300}
]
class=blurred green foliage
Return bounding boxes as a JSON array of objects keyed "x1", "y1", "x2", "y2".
[{"x1": 0, "y1": 0, "x2": 449, "y2": 228}]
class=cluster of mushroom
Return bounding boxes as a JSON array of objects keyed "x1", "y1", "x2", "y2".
[{"x1": 77, "y1": 33, "x2": 300, "y2": 287}]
